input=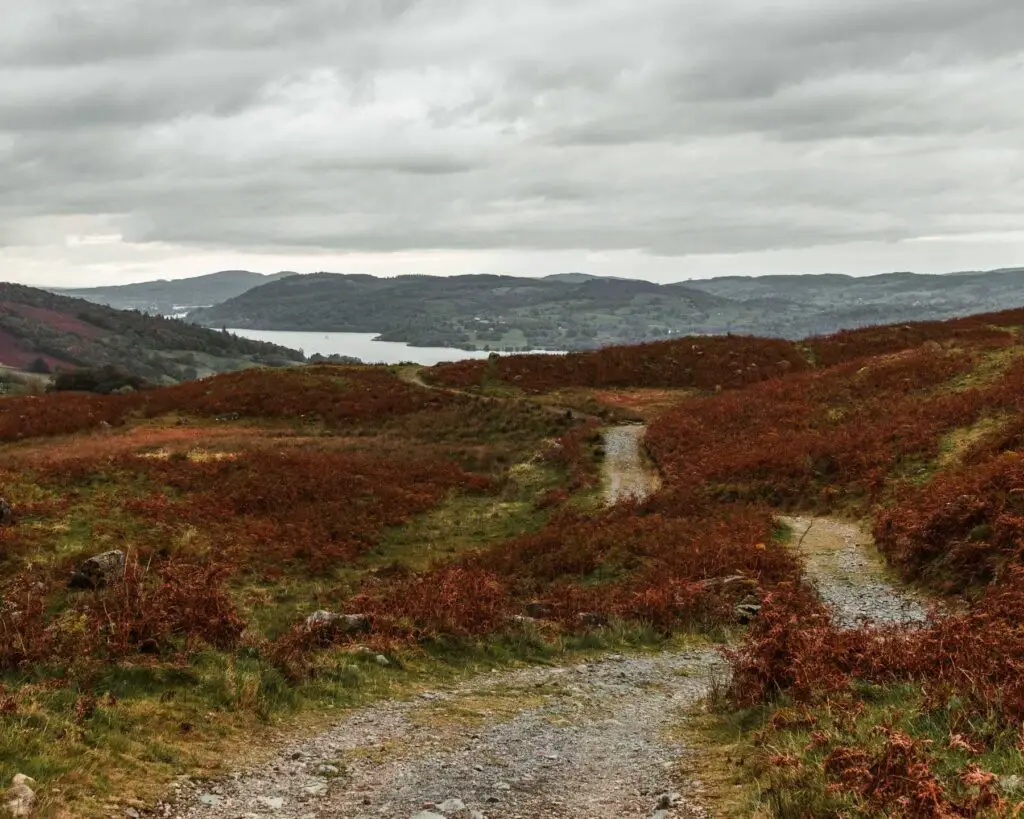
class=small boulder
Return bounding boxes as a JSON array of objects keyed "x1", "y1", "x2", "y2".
[
  {"x1": 735, "y1": 603, "x2": 762, "y2": 624},
  {"x1": 576, "y1": 611, "x2": 607, "y2": 628},
  {"x1": 69, "y1": 550, "x2": 126, "y2": 590},
  {"x1": 304, "y1": 611, "x2": 371, "y2": 634},
  {"x1": 438, "y1": 797, "x2": 467, "y2": 813},
  {"x1": 0, "y1": 497, "x2": 13, "y2": 526},
  {"x1": 524, "y1": 601, "x2": 552, "y2": 619},
  {"x1": 5, "y1": 774, "x2": 36, "y2": 818}
]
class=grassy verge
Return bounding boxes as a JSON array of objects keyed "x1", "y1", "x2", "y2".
[
  {"x1": 692, "y1": 682, "x2": 1024, "y2": 818},
  {"x1": 8, "y1": 624, "x2": 698, "y2": 818}
]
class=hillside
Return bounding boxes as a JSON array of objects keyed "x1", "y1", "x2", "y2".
[
  {"x1": 57, "y1": 270, "x2": 294, "y2": 316},
  {"x1": 189, "y1": 267, "x2": 1024, "y2": 350},
  {"x1": 0, "y1": 283, "x2": 303, "y2": 383},
  {"x1": 3, "y1": 308, "x2": 1024, "y2": 815}
]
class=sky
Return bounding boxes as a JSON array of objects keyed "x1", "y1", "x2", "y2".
[{"x1": 3, "y1": 0, "x2": 1024, "y2": 287}]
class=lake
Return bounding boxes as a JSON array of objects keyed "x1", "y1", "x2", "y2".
[{"x1": 228, "y1": 329, "x2": 563, "y2": 366}]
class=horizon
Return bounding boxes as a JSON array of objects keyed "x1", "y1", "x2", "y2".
[
  {"x1": 4, "y1": 1, "x2": 1023, "y2": 288},
  {"x1": 39, "y1": 263, "x2": 1024, "y2": 291}
]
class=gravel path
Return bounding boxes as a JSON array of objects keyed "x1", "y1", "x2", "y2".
[
  {"x1": 168, "y1": 651, "x2": 722, "y2": 819},
  {"x1": 603, "y1": 425, "x2": 660, "y2": 505},
  {"x1": 781, "y1": 516, "x2": 927, "y2": 627}
]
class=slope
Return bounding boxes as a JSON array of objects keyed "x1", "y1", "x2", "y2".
[
  {"x1": 0, "y1": 283, "x2": 302, "y2": 382},
  {"x1": 57, "y1": 270, "x2": 295, "y2": 315}
]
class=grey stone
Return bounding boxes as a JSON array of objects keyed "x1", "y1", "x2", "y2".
[
  {"x1": 315, "y1": 764, "x2": 340, "y2": 776},
  {"x1": 524, "y1": 601, "x2": 552, "y2": 618},
  {"x1": 734, "y1": 603, "x2": 762, "y2": 623},
  {"x1": 197, "y1": 793, "x2": 221, "y2": 806},
  {"x1": 257, "y1": 795, "x2": 285, "y2": 810},
  {"x1": 374, "y1": 654, "x2": 390, "y2": 666},
  {"x1": 304, "y1": 611, "x2": 371, "y2": 634},
  {"x1": 656, "y1": 792, "x2": 681, "y2": 809},
  {"x1": 438, "y1": 797, "x2": 466, "y2": 813},
  {"x1": 651, "y1": 811, "x2": 670, "y2": 819},
  {"x1": 999, "y1": 774, "x2": 1024, "y2": 797},
  {"x1": 68, "y1": 550, "x2": 126, "y2": 589},
  {"x1": 5, "y1": 774, "x2": 36, "y2": 818},
  {"x1": 410, "y1": 813, "x2": 447, "y2": 819},
  {"x1": 576, "y1": 611, "x2": 607, "y2": 627}
]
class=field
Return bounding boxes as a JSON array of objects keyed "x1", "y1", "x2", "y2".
[{"x1": 2, "y1": 310, "x2": 1024, "y2": 816}]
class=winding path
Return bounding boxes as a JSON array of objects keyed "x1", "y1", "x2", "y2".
[
  {"x1": 602, "y1": 425, "x2": 661, "y2": 506},
  {"x1": 166, "y1": 387, "x2": 925, "y2": 819},
  {"x1": 781, "y1": 516, "x2": 927, "y2": 627},
  {"x1": 171, "y1": 651, "x2": 719, "y2": 819}
]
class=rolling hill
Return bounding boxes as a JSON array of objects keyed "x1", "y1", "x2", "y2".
[
  {"x1": 189, "y1": 268, "x2": 1024, "y2": 350},
  {"x1": 57, "y1": 270, "x2": 295, "y2": 316},
  {"x1": 0, "y1": 283, "x2": 303, "y2": 383}
]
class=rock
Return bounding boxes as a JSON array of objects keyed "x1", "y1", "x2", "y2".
[
  {"x1": 651, "y1": 811, "x2": 670, "y2": 819},
  {"x1": 735, "y1": 603, "x2": 762, "y2": 623},
  {"x1": 125, "y1": 809, "x2": 141, "y2": 819},
  {"x1": 576, "y1": 611, "x2": 607, "y2": 627},
  {"x1": 315, "y1": 763, "x2": 340, "y2": 776},
  {"x1": 999, "y1": 774, "x2": 1024, "y2": 797},
  {"x1": 112, "y1": 385, "x2": 135, "y2": 395},
  {"x1": 214, "y1": 412, "x2": 240, "y2": 422},
  {"x1": 68, "y1": 550, "x2": 126, "y2": 590},
  {"x1": 524, "y1": 601, "x2": 552, "y2": 618},
  {"x1": 304, "y1": 611, "x2": 371, "y2": 634},
  {"x1": 0, "y1": 497, "x2": 13, "y2": 526},
  {"x1": 469, "y1": 813, "x2": 486, "y2": 819},
  {"x1": 507, "y1": 615, "x2": 539, "y2": 627},
  {"x1": 374, "y1": 654, "x2": 390, "y2": 667},
  {"x1": 256, "y1": 795, "x2": 285, "y2": 810},
  {"x1": 411, "y1": 813, "x2": 447, "y2": 819},
  {"x1": 494, "y1": 782, "x2": 511, "y2": 791},
  {"x1": 197, "y1": 793, "x2": 221, "y2": 806},
  {"x1": 656, "y1": 792, "x2": 681, "y2": 809},
  {"x1": 5, "y1": 774, "x2": 36, "y2": 818},
  {"x1": 438, "y1": 797, "x2": 467, "y2": 813}
]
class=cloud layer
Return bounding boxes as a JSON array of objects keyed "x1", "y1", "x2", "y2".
[{"x1": 2, "y1": 0, "x2": 1023, "y2": 284}]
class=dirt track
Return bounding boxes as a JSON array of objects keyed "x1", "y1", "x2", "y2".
[{"x1": 168, "y1": 408, "x2": 922, "y2": 819}]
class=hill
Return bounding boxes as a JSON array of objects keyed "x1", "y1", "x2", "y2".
[
  {"x1": 189, "y1": 271, "x2": 760, "y2": 349},
  {"x1": 189, "y1": 268, "x2": 1024, "y2": 350},
  {"x1": 56, "y1": 270, "x2": 294, "y2": 316},
  {"x1": 0, "y1": 282, "x2": 303, "y2": 383},
  {"x1": 3, "y1": 306, "x2": 1024, "y2": 815}
]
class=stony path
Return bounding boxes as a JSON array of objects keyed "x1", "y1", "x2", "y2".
[
  {"x1": 781, "y1": 516, "x2": 927, "y2": 627},
  {"x1": 169, "y1": 651, "x2": 722, "y2": 819},
  {"x1": 603, "y1": 425, "x2": 660, "y2": 505}
]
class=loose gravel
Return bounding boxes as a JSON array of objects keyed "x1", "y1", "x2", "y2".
[
  {"x1": 603, "y1": 425, "x2": 660, "y2": 505},
  {"x1": 781, "y1": 515, "x2": 927, "y2": 627},
  {"x1": 168, "y1": 651, "x2": 723, "y2": 819}
]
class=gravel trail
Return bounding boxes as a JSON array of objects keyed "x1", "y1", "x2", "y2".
[
  {"x1": 603, "y1": 425, "x2": 660, "y2": 505},
  {"x1": 781, "y1": 515, "x2": 927, "y2": 627},
  {"x1": 169, "y1": 651, "x2": 722, "y2": 819}
]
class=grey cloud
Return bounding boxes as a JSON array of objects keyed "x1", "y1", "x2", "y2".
[{"x1": 1, "y1": 0, "x2": 1023, "y2": 269}]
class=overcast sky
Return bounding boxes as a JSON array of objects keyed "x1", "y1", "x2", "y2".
[{"x1": 3, "y1": 0, "x2": 1023, "y2": 287}]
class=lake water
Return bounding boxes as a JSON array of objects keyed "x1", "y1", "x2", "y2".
[{"x1": 228, "y1": 329, "x2": 563, "y2": 366}]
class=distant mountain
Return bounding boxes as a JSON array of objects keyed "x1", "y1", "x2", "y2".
[
  {"x1": 0, "y1": 283, "x2": 303, "y2": 382},
  {"x1": 189, "y1": 267, "x2": 1024, "y2": 351},
  {"x1": 56, "y1": 270, "x2": 295, "y2": 315}
]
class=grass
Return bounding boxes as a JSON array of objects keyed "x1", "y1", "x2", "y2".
[
  {"x1": 695, "y1": 683, "x2": 1024, "y2": 818},
  {"x1": 4, "y1": 624, "x2": 699, "y2": 817}
]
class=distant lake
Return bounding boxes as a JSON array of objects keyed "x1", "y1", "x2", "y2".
[{"x1": 227, "y1": 329, "x2": 563, "y2": 366}]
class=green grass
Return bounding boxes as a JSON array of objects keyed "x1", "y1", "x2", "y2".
[
  {"x1": 1, "y1": 622, "x2": 696, "y2": 818},
  {"x1": 695, "y1": 683, "x2": 1024, "y2": 818}
]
